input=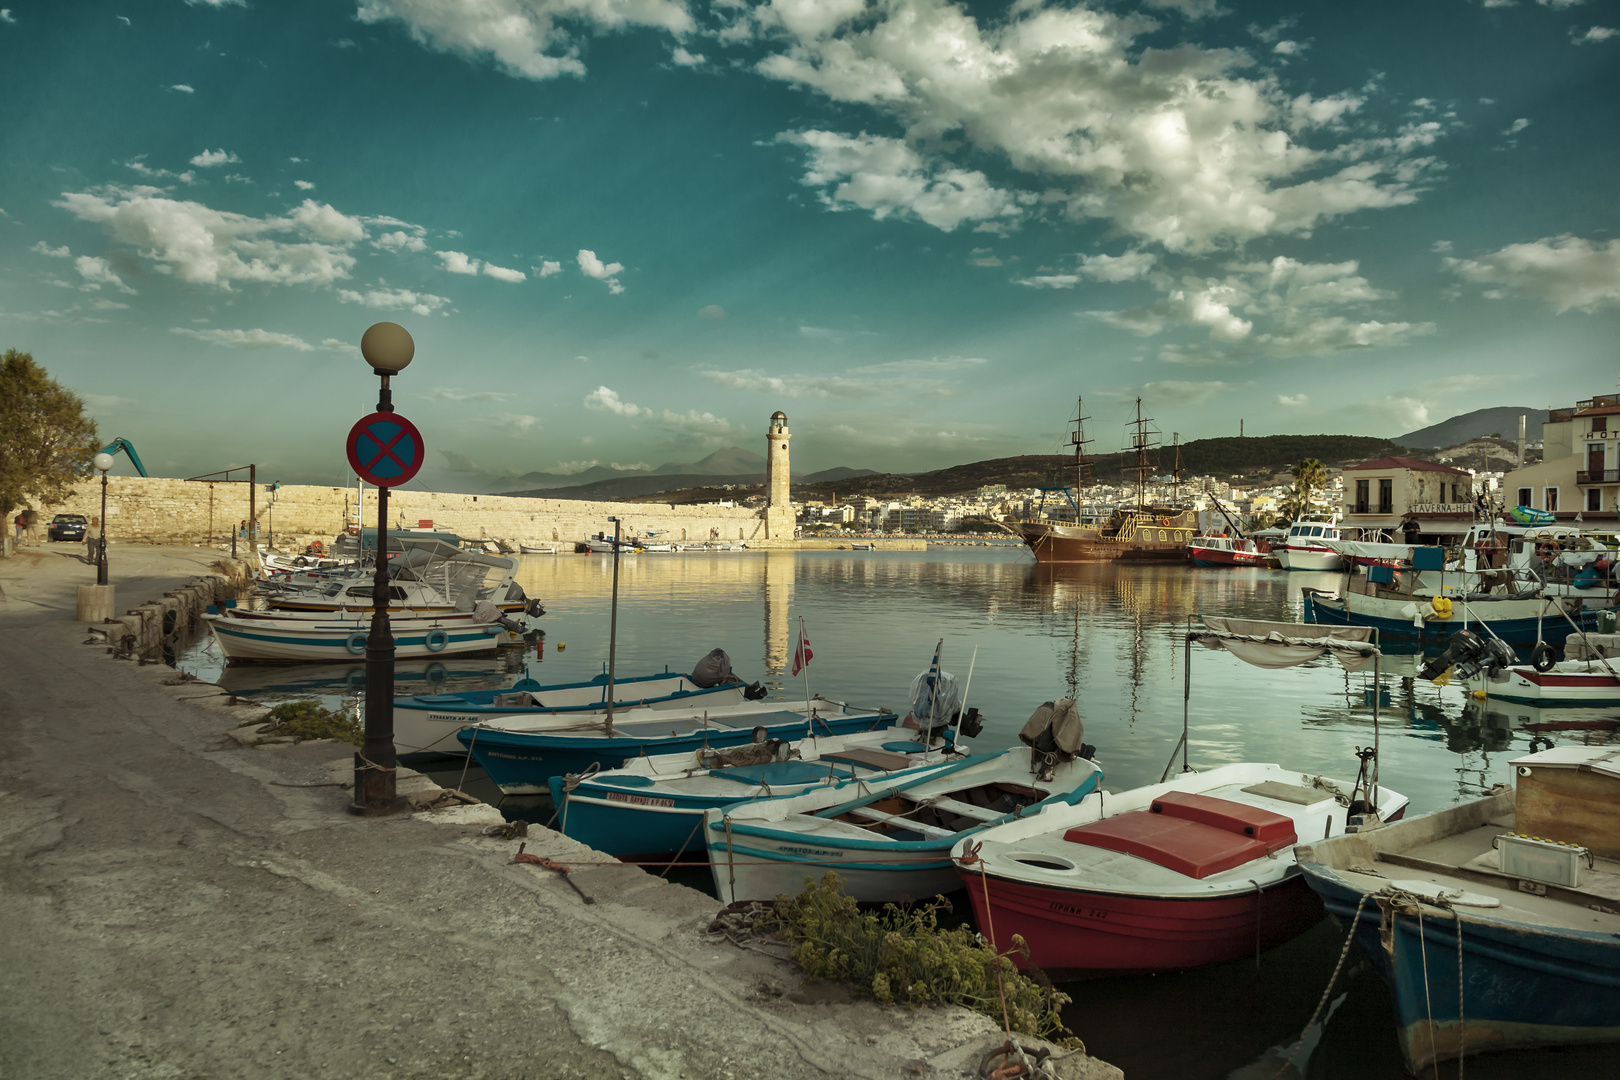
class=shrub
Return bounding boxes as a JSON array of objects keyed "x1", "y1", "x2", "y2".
[
  {"x1": 264, "y1": 699, "x2": 362, "y2": 746},
  {"x1": 756, "y1": 872, "x2": 1080, "y2": 1046}
]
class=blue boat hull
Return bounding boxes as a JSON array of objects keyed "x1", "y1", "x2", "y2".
[
  {"x1": 1304, "y1": 592, "x2": 1601, "y2": 647},
  {"x1": 464, "y1": 711, "x2": 897, "y2": 794},
  {"x1": 1302, "y1": 865, "x2": 1620, "y2": 1070}
]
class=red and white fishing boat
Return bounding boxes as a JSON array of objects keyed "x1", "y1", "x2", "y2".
[
  {"x1": 1187, "y1": 534, "x2": 1267, "y2": 567},
  {"x1": 951, "y1": 615, "x2": 1408, "y2": 976},
  {"x1": 954, "y1": 764, "x2": 1408, "y2": 976},
  {"x1": 1483, "y1": 660, "x2": 1620, "y2": 707}
]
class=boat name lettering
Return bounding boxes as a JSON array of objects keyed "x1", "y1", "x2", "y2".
[
  {"x1": 782, "y1": 846, "x2": 844, "y2": 859},
  {"x1": 605, "y1": 792, "x2": 675, "y2": 808},
  {"x1": 1047, "y1": 900, "x2": 1109, "y2": 919}
]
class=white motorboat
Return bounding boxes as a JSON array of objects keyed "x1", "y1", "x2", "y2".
[
  {"x1": 1275, "y1": 519, "x2": 1346, "y2": 571},
  {"x1": 205, "y1": 609, "x2": 515, "y2": 664}
]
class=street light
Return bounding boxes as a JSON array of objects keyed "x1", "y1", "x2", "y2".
[
  {"x1": 93, "y1": 452, "x2": 114, "y2": 585},
  {"x1": 354, "y1": 321, "x2": 414, "y2": 815}
]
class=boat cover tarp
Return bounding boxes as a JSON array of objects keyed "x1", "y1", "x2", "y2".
[
  {"x1": 1325, "y1": 540, "x2": 1416, "y2": 563},
  {"x1": 1200, "y1": 616, "x2": 1377, "y2": 672},
  {"x1": 690, "y1": 648, "x2": 734, "y2": 688},
  {"x1": 1019, "y1": 699, "x2": 1085, "y2": 755}
]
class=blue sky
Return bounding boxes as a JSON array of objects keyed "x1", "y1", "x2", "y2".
[{"x1": 2, "y1": 0, "x2": 1616, "y2": 489}]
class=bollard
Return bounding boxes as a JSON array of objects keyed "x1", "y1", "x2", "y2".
[{"x1": 77, "y1": 584, "x2": 116, "y2": 623}]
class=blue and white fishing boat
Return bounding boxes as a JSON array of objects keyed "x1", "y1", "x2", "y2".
[
  {"x1": 204, "y1": 609, "x2": 514, "y2": 664},
  {"x1": 1295, "y1": 745, "x2": 1620, "y2": 1072},
  {"x1": 548, "y1": 724, "x2": 960, "y2": 858},
  {"x1": 1303, "y1": 588, "x2": 1602, "y2": 647},
  {"x1": 392, "y1": 661, "x2": 764, "y2": 759},
  {"x1": 704, "y1": 746, "x2": 1103, "y2": 904},
  {"x1": 460, "y1": 696, "x2": 900, "y2": 793}
]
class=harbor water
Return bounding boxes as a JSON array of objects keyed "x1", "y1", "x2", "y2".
[{"x1": 175, "y1": 547, "x2": 1618, "y2": 1079}]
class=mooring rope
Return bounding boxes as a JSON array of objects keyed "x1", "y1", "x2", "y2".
[{"x1": 1267, "y1": 889, "x2": 1373, "y2": 1080}]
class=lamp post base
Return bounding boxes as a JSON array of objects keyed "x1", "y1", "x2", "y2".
[{"x1": 350, "y1": 751, "x2": 409, "y2": 816}]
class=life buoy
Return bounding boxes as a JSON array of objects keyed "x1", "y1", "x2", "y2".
[
  {"x1": 1531, "y1": 643, "x2": 1556, "y2": 673},
  {"x1": 345, "y1": 631, "x2": 368, "y2": 655},
  {"x1": 425, "y1": 628, "x2": 449, "y2": 653},
  {"x1": 1161, "y1": 517, "x2": 1172, "y2": 527},
  {"x1": 1538, "y1": 540, "x2": 1560, "y2": 562}
]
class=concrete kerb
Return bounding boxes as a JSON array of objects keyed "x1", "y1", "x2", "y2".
[{"x1": 85, "y1": 559, "x2": 249, "y2": 656}]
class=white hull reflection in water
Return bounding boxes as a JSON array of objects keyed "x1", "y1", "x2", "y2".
[{"x1": 168, "y1": 549, "x2": 1618, "y2": 1080}]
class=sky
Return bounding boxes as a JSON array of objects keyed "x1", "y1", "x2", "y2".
[{"x1": 1, "y1": 0, "x2": 1617, "y2": 491}]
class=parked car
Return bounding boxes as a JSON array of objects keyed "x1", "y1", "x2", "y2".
[{"x1": 48, "y1": 514, "x2": 88, "y2": 541}]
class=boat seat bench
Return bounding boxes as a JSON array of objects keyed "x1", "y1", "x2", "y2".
[
  {"x1": 1063, "y1": 792, "x2": 1300, "y2": 880},
  {"x1": 844, "y1": 806, "x2": 957, "y2": 839}
]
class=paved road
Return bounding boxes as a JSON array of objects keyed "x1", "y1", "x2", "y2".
[{"x1": 0, "y1": 546, "x2": 1011, "y2": 1080}]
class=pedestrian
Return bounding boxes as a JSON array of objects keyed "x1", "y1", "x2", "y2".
[
  {"x1": 22, "y1": 507, "x2": 41, "y2": 547},
  {"x1": 12, "y1": 512, "x2": 23, "y2": 545},
  {"x1": 85, "y1": 517, "x2": 101, "y2": 565}
]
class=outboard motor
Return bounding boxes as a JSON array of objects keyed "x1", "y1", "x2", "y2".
[
  {"x1": 1418, "y1": 629, "x2": 1516, "y2": 683},
  {"x1": 473, "y1": 600, "x2": 525, "y2": 634},
  {"x1": 743, "y1": 681, "x2": 769, "y2": 701},
  {"x1": 690, "y1": 648, "x2": 734, "y2": 689},
  {"x1": 1018, "y1": 699, "x2": 1092, "y2": 782}
]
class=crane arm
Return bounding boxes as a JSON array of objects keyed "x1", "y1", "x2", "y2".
[{"x1": 100, "y1": 438, "x2": 148, "y2": 477}]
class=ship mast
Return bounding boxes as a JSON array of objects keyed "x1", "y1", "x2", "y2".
[
  {"x1": 1172, "y1": 432, "x2": 1181, "y2": 507},
  {"x1": 1071, "y1": 396, "x2": 1092, "y2": 517},
  {"x1": 1129, "y1": 397, "x2": 1158, "y2": 511}
]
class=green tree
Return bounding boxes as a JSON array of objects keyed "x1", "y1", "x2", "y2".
[{"x1": 0, "y1": 350, "x2": 100, "y2": 521}]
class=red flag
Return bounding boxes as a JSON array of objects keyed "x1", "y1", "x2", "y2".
[{"x1": 791, "y1": 626, "x2": 813, "y2": 677}]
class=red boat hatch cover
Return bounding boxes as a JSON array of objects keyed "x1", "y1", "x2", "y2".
[{"x1": 1063, "y1": 794, "x2": 1298, "y2": 880}]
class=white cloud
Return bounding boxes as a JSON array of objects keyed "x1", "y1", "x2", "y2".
[
  {"x1": 1273, "y1": 40, "x2": 1305, "y2": 56},
  {"x1": 778, "y1": 130, "x2": 1023, "y2": 233},
  {"x1": 750, "y1": 0, "x2": 1436, "y2": 253},
  {"x1": 186, "y1": 0, "x2": 246, "y2": 7},
  {"x1": 170, "y1": 84, "x2": 194, "y2": 93},
  {"x1": 550, "y1": 460, "x2": 600, "y2": 475},
  {"x1": 1504, "y1": 118, "x2": 1530, "y2": 135},
  {"x1": 374, "y1": 230, "x2": 428, "y2": 253},
  {"x1": 56, "y1": 187, "x2": 363, "y2": 291},
  {"x1": 1276, "y1": 393, "x2": 1309, "y2": 407},
  {"x1": 0, "y1": 10, "x2": 15, "y2": 24},
  {"x1": 32, "y1": 241, "x2": 70, "y2": 258},
  {"x1": 438, "y1": 250, "x2": 481, "y2": 275},
  {"x1": 486, "y1": 412, "x2": 541, "y2": 438},
  {"x1": 608, "y1": 461, "x2": 650, "y2": 471},
  {"x1": 337, "y1": 286, "x2": 452, "y2": 316},
  {"x1": 702, "y1": 368, "x2": 871, "y2": 399},
  {"x1": 294, "y1": 180, "x2": 316, "y2": 190},
  {"x1": 671, "y1": 46, "x2": 705, "y2": 66},
  {"x1": 83, "y1": 393, "x2": 140, "y2": 410},
  {"x1": 1142, "y1": 380, "x2": 1228, "y2": 407},
  {"x1": 536, "y1": 259, "x2": 562, "y2": 277},
  {"x1": 354, "y1": 0, "x2": 694, "y2": 81},
  {"x1": 1015, "y1": 274, "x2": 1082, "y2": 289},
  {"x1": 75, "y1": 256, "x2": 136, "y2": 294},
  {"x1": 577, "y1": 248, "x2": 624, "y2": 292},
  {"x1": 1078, "y1": 250, "x2": 1157, "y2": 282},
  {"x1": 697, "y1": 304, "x2": 726, "y2": 319},
  {"x1": 658, "y1": 408, "x2": 733, "y2": 438},
  {"x1": 583, "y1": 386, "x2": 651, "y2": 417},
  {"x1": 425, "y1": 387, "x2": 510, "y2": 403},
  {"x1": 1446, "y1": 235, "x2": 1620, "y2": 312},
  {"x1": 170, "y1": 327, "x2": 316, "y2": 351},
  {"x1": 190, "y1": 148, "x2": 239, "y2": 167},
  {"x1": 482, "y1": 262, "x2": 526, "y2": 282},
  {"x1": 1573, "y1": 25, "x2": 1616, "y2": 43}
]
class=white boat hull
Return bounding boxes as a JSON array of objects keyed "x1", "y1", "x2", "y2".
[{"x1": 207, "y1": 614, "x2": 511, "y2": 664}]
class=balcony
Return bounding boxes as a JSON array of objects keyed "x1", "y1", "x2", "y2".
[{"x1": 1578, "y1": 469, "x2": 1620, "y2": 485}]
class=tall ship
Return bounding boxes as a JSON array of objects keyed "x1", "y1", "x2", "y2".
[{"x1": 1004, "y1": 397, "x2": 1198, "y2": 563}]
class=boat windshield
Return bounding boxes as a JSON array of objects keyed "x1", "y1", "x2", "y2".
[
  {"x1": 1288, "y1": 527, "x2": 1301, "y2": 537},
  {"x1": 1310, "y1": 527, "x2": 1323, "y2": 537}
]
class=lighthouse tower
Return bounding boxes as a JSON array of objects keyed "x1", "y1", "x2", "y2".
[{"x1": 765, "y1": 410, "x2": 793, "y2": 539}]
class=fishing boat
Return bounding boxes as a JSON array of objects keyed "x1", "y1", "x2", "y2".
[
  {"x1": 1295, "y1": 746, "x2": 1620, "y2": 1073},
  {"x1": 391, "y1": 664, "x2": 763, "y2": 759},
  {"x1": 1304, "y1": 582, "x2": 1603, "y2": 647},
  {"x1": 1274, "y1": 520, "x2": 1346, "y2": 571},
  {"x1": 952, "y1": 762, "x2": 1409, "y2": 976},
  {"x1": 1002, "y1": 397, "x2": 1197, "y2": 563},
  {"x1": 550, "y1": 650, "x2": 989, "y2": 858},
  {"x1": 549, "y1": 724, "x2": 963, "y2": 858},
  {"x1": 518, "y1": 542, "x2": 557, "y2": 554},
  {"x1": 1187, "y1": 534, "x2": 1267, "y2": 567},
  {"x1": 950, "y1": 617, "x2": 1408, "y2": 976},
  {"x1": 461, "y1": 697, "x2": 899, "y2": 793},
  {"x1": 204, "y1": 609, "x2": 515, "y2": 664},
  {"x1": 1477, "y1": 659, "x2": 1620, "y2": 706}
]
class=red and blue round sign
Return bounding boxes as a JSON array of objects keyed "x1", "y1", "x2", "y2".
[{"x1": 346, "y1": 411, "x2": 423, "y2": 488}]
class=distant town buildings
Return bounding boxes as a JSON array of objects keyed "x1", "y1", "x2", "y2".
[
  {"x1": 1339, "y1": 456, "x2": 1475, "y2": 543},
  {"x1": 1502, "y1": 393, "x2": 1619, "y2": 522}
]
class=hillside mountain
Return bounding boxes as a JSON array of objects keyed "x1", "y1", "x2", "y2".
[
  {"x1": 476, "y1": 446, "x2": 766, "y2": 493},
  {"x1": 1395, "y1": 407, "x2": 1547, "y2": 449},
  {"x1": 498, "y1": 462, "x2": 875, "y2": 501}
]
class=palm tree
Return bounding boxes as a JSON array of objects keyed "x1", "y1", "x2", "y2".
[{"x1": 1290, "y1": 458, "x2": 1328, "y2": 516}]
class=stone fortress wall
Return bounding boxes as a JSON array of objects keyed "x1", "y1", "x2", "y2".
[{"x1": 41, "y1": 476, "x2": 767, "y2": 550}]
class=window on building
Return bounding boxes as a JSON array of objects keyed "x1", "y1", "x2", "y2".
[
  {"x1": 1378, "y1": 479, "x2": 1393, "y2": 514},
  {"x1": 1517, "y1": 487, "x2": 1532, "y2": 507},
  {"x1": 1355, "y1": 479, "x2": 1369, "y2": 513},
  {"x1": 1450, "y1": 483, "x2": 1459, "y2": 504},
  {"x1": 1589, "y1": 488, "x2": 1603, "y2": 512},
  {"x1": 1545, "y1": 488, "x2": 1559, "y2": 513},
  {"x1": 1593, "y1": 417, "x2": 1608, "y2": 433}
]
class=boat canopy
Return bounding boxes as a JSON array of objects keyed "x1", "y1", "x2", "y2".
[{"x1": 1198, "y1": 617, "x2": 1377, "y2": 672}]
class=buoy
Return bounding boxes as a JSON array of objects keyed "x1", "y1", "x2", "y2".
[
  {"x1": 557, "y1": 642, "x2": 566, "y2": 651},
  {"x1": 1471, "y1": 690, "x2": 1487, "y2": 700}
]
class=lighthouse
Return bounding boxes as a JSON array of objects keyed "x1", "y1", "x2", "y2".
[{"x1": 765, "y1": 410, "x2": 793, "y2": 539}]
